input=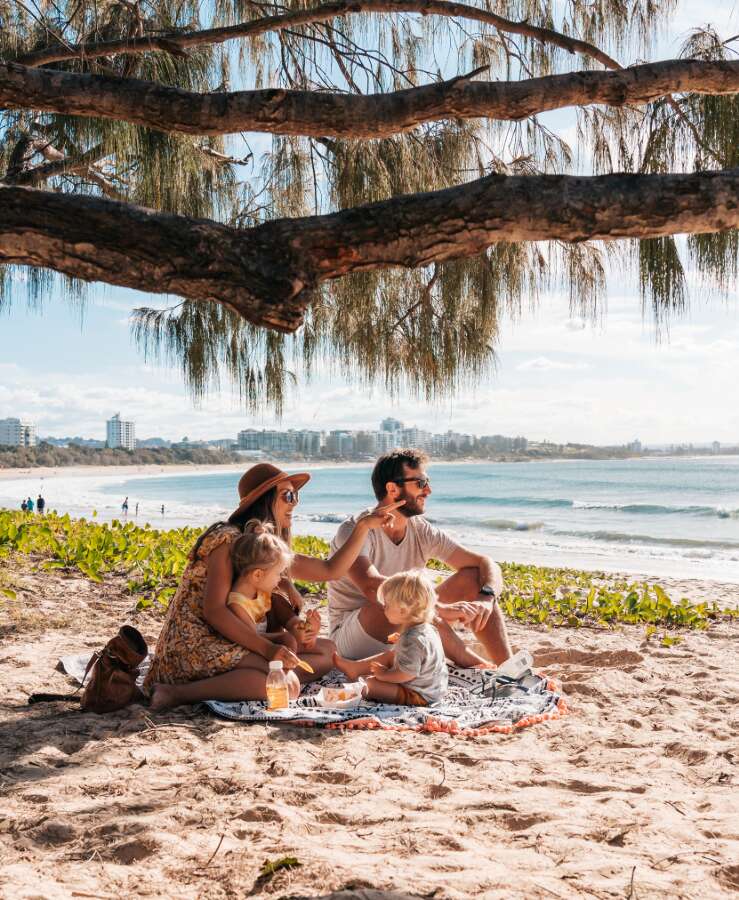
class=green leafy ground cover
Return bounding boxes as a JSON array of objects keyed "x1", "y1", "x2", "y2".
[{"x1": 1, "y1": 510, "x2": 735, "y2": 635}]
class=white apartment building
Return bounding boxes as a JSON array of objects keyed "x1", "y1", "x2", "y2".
[
  {"x1": 0, "y1": 417, "x2": 37, "y2": 447},
  {"x1": 106, "y1": 413, "x2": 136, "y2": 451}
]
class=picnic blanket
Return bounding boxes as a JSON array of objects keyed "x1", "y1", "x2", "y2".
[{"x1": 59, "y1": 653, "x2": 566, "y2": 736}]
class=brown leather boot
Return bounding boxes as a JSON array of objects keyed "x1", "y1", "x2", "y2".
[{"x1": 80, "y1": 625, "x2": 148, "y2": 714}]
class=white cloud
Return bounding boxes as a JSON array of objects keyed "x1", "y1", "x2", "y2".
[{"x1": 516, "y1": 356, "x2": 590, "y2": 372}]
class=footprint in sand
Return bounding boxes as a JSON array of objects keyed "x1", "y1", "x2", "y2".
[
  {"x1": 500, "y1": 812, "x2": 550, "y2": 832},
  {"x1": 534, "y1": 648, "x2": 644, "y2": 667}
]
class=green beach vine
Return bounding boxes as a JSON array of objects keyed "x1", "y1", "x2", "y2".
[{"x1": 0, "y1": 510, "x2": 735, "y2": 635}]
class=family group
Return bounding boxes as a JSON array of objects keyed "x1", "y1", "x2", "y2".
[{"x1": 146, "y1": 449, "x2": 513, "y2": 711}]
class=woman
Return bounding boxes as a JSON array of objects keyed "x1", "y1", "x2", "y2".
[{"x1": 145, "y1": 463, "x2": 401, "y2": 709}]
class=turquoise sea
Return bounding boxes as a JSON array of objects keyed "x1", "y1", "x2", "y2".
[{"x1": 3, "y1": 457, "x2": 738, "y2": 583}]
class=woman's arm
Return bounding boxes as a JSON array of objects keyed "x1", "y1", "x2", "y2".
[
  {"x1": 201, "y1": 542, "x2": 292, "y2": 661},
  {"x1": 290, "y1": 501, "x2": 404, "y2": 582}
]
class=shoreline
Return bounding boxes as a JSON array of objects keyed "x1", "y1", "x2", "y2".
[
  {"x1": 2, "y1": 452, "x2": 737, "y2": 482},
  {"x1": 3, "y1": 460, "x2": 738, "y2": 588}
]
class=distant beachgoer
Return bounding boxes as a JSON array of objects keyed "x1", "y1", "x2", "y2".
[
  {"x1": 26, "y1": 496, "x2": 34, "y2": 513},
  {"x1": 37, "y1": 494, "x2": 45, "y2": 515},
  {"x1": 122, "y1": 496, "x2": 129, "y2": 514},
  {"x1": 328, "y1": 448, "x2": 512, "y2": 666},
  {"x1": 145, "y1": 463, "x2": 401, "y2": 710},
  {"x1": 135, "y1": 502, "x2": 139, "y2": 516},
  {"x1": 161, "y1": 504, "x2": 165, "y2": 516},
  {"x1": 20, "y1": 499, "x2": 27, "y2": 512}
]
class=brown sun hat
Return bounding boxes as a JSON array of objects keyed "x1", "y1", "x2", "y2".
[{"x1": 228, "y1": 462, "x2": 310, "y2": 522}]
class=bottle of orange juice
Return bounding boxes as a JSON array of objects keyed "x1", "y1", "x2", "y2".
[{"x1": 266, "y1": 660, "x2": 290, "y2": 711}]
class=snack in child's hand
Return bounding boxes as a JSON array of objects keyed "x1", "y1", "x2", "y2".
[
  {"x1": 387, "y1": 632, "x2": 400, "y2": 644},
  {"x1": 296, "y1": 658, "x2": 314, "y2": 674}
]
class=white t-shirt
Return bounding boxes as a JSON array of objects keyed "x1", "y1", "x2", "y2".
[{"x1": 327, "y1": 510, "x2": 461, "y2": 637}]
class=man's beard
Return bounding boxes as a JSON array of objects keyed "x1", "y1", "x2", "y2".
[{"x1": 399, "y1": 491, "x2": 425, "y2": 517}]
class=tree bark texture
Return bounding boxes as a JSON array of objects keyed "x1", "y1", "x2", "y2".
[
  {"x1": 2, "y1": 60, "x2": 738, "y2": 139},
  {"x1": 15, "y1": 0, "x2": 619, "y2": 70},
  {"x1": 2, "y1": 171, "x2": 736, "y2": 331}
]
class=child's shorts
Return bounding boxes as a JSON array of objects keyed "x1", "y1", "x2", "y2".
[{"x1": 396, "y1": 685, "x2": 428, "y2": 707}]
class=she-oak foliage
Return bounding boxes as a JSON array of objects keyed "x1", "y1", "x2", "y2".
[{"x1": 0, "y1": 0, "x2": 737, "y2": 410}]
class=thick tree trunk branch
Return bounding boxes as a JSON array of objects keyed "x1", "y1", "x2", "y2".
[
  {"x1": 2, "y1": 59, "x2": 738, "y2": 139},
  {"x1": 1, "y1": 171, "x2": 736, "y2": 331},
  {"x1": 15, "y1": 0, "x2": 621, "y2": 70}
]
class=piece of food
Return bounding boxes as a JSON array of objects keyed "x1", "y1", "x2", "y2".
[
  {"x1": 296, "y1": 659, "x2": 314, "y2": 674},
  {"x1": 387, "y1": 632, "x2": 400, "y2": 644}
]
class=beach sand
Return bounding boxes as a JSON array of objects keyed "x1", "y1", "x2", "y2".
[
  {"x1": 1, "y1": 557, "x2": 737, "y2": 899},
  {"x1": 0, "y1": 462, "x2": 249, "y2": 482}
]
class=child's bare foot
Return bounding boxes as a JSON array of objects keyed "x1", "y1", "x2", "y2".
[
  {"x1": 332, "y1": 651, "x2": 364, "y2": 680},
  {"x1": 149, "y1": 683, "x2": 178, "y2": 711}
]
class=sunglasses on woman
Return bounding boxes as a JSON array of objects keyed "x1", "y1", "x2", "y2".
[{"x1": 280, "y1": 489, "x2": 300, "y2": 504}]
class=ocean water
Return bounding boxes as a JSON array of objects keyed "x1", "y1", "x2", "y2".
[{"x1": 3, "y1": 457, "x2": 739, "y2": 583}]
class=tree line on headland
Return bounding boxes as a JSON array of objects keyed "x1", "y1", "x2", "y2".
[{"x1": 0, "y1": 442, "x2": 242, "y2": 469}]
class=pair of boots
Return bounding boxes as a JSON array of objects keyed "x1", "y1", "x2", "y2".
[{"x1": 29, "y1": 626, "x2": 147, "y2": 714}]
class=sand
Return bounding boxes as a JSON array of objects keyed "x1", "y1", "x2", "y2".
[{"x1": 1, "y1": 556, "x2": 737, "y2": 899}]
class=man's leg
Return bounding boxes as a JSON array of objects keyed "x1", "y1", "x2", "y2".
[
  {"x1": 335, "y1": 607, "x2": 392, "y2": 660},
  {"x1": 437, "y1": 566, "x2": 513, "y2": 665}
]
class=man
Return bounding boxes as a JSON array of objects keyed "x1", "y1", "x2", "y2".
[
  {"x1": 36, "y1": 494, "x2": 45, "y2": 515},
  {"x1": 328, "y1": 449, "x2": 513, "y2": 666}
]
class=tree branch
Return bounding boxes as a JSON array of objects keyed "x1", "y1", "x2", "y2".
[
  {"x1": 2, "y1": 170, "x2": 736, "y2": 331},
  {"x1": 15, "y1": 0, "x2": 621, "y2": 70},
  {"x1": 2, "y1": 59, "x2": 738, "y2": 139}
]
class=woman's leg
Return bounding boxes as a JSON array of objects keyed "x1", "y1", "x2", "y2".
[
  {"x1": 295, "y1": 637, "x2": 335, "y2": 682},
  {"x1": 149, "y1": 652, "x2": 270, "y2": 710}
]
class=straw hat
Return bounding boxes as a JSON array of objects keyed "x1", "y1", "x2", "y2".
[{"x1": 228, "y1": 463, "x2": 310, "y2": 522}]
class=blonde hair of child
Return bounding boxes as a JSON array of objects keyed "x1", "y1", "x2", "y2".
[
  {"x1": 230, "y1": 519, "x2": 293, "y2": 578},
  {"x1": 378, "y1": 570, "x2": 436, "y2": 625}
]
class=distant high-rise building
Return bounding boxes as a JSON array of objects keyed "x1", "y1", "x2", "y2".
[
  {"x1": 712, "y1": 441, "x2": 721, "y2": 454},
  {"x1": 0, "y1": 417, "x2": 37, "y2": 447},
  {"x1": 106, "y1": 413, "x2": 136, "y2": 450},
  {"x1": 380, "y1": 417, "x2": 403, "y2": 433}
]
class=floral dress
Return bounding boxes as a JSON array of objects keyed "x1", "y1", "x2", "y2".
[{"x1": 143, "y1": 525, "x2": 245, "y2": 691}]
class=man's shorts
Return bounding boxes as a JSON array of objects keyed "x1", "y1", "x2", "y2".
[{"x1": 332, "y1": 608, "x2": 391, "y2": 660}]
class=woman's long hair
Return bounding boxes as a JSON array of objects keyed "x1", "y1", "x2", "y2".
[{"x1": 190, "y1": 486, "x2": 290, "y2": 559}]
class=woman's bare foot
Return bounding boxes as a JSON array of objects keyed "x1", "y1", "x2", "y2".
[
  {"x1": 332, "y1": 651, "x2": 365, "y2": 680},
  {"x1": 149, "y1": 683, "x2": 178, "y2": 711}
]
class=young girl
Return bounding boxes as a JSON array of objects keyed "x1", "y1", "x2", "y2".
[
  {"x1": 333, "y1": 570, "x2": 448, "y2": 706},
  {"x1": 226, "y1": 520, "x2": 325, "y2": 698}
]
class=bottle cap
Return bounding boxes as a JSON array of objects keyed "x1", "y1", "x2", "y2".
[{"x1": 269, "y1": 660, "x2": 283, "y2": 670}]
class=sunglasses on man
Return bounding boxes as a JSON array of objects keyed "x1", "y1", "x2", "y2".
[{"x1": 393, "y1": 477, "x2": 431, "y2": 490}]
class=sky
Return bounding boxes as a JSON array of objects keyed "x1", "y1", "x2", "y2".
[{"x1": 0, "y1": 2, "x2": 737, "y2": 447}]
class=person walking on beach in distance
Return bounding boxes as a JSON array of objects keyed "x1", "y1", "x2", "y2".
[
  {"x1": 20, "y1": 498, "x2": 27, "y2": 512},
  {"x1": 135, "y1": 502, "x2": 139, "y2": 516},
  {"x1": 26, "y1": 496, "x2": 34, "y2": 513},
  {"x1": 122, "y1": 496, "x2": 129, "y2": 515},
  {"x1": 328, "y1": 448, "x2": 513, "y2": 667},
  {"x1": 36, "y1": 494, "x2": 45, "y2": 515},
  {"x1": 161, "y1": 504, "x2": 165, "y2": 516}
]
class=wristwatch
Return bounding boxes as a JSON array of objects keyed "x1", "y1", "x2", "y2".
[{"x1": 479, "y1": 583, "x2": 498, "y2": 598}]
